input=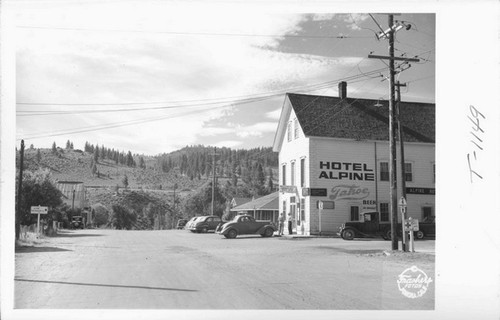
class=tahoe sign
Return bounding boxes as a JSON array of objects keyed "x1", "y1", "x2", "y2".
[{"x1": 329, "y1": 185, "x2": 370, "y2": 201}]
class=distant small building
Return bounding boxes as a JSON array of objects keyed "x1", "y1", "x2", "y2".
[
  {"x1": 56, "y1": 181, "x2": 88, "y2": 209},
  {"x1": 230, "y1": 192, "x2": 279, "y2": 223},
  {"x1": 56, "y1": 181, "x2": 93, "y2": 225}
]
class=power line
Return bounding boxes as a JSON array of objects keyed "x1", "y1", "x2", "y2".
[
  {"x1": 17, "y1": 65, "x2": 396, "y2": 140},
  {"x1": 17, "y1": 66, "x2": 390, "y2": 116},
  {"x1": 17, "y1": 25, "x2": 373, "y2": 39}
]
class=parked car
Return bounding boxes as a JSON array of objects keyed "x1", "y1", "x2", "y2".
[
  {"x1": 338, "y1": 211, "x2": 435, "y2": 240},
  {"x1": 185, "y1": 217, "x2": 199, "y2": 230},
  {"x1": 176, "y1": 219, "x2": 188, "y2": 230},
  {"x1": 71, "y1": 216, "x2": 84, "y2": 229},
  {"x1": 188, "y1": 215, "x2": 222, "y2": 233},
  {"x1": 217, "y1": 215, "x2": 276, "y2": 239}
]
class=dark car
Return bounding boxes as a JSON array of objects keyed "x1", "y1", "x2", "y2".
[
  {"x1": 188, "y1": 215, "x2": 222, "y2": 233},
  {"x1": 338, "y1": 211, "x2": 435, "y2": 240},
  {"x1": 71, "y1": 216, "x2": 84, "y2": 229},
  {"x1": 217, "y1": 215, "x2": 275, "y2": 239},
  {"x1": 176, "y1": 219, "x2": 188, "y2": 229}
]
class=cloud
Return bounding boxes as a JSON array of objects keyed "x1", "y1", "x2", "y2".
[
  {"x1": 13, "y1": 4, "x2": 367, "y2": 154},
  {"x1": 341, "y1": 13, "x2": 370, "y2": 31},
  {"x1": 235, "y1": 122, "x2": 277, "y2": 138},
  {"x1": 265, "y1": 108, "x2": 282, "y2": 121}
]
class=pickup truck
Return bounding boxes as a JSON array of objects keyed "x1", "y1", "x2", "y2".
[
  {"x1": 217, "y1": 215, "x2": 275, "y2": 239},
  {"x1": 338, "y1": 211, "x2": 435, "y2": 240}
]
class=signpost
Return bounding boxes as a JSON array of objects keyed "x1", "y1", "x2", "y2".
[
  {"x1": 31, "y1": 206, "x2": 48, "y2": 235},
  {"x1": 404, "y1": 217, "x2": 419, "y2": 252},
  {"x1": 398, "y1": 197, "x2": 408, "y2": 251},
  {"x1": 318, "y1": 200, "x2": 323, "y2": 236}
]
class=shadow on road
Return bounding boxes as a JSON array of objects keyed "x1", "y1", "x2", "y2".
[
  {"x1": 314, "y1": 246, "x2": 384, "y2": 255},
  {"x1": 15, "y1": 246, "x2": 72, "y2": 253},
  {"x1": 14, "y1": 278, "x2": 198, "y2": 292},
  {"x1": 53, "y1": 231, "x2": 105, "y2": 238}
]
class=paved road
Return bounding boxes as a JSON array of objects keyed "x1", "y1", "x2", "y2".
[{"x1": 15, "y1": 229, "x2": 435, "y2": 309}]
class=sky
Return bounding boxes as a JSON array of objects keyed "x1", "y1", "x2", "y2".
[{"x1": 12, "y1": 2, "x2": 435, "y2": 155}]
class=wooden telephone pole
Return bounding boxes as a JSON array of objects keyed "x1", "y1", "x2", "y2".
[
  {"x1": 16, "y1": 140, "x2": 25, "y2": 240},
  {"x1": 210, "y1": 147, "x2": 219, "y2": 216},
  {"x1": 368, "y1": 14, "x2": 419, "y2": 250},
  {"x1": 396, "y1": 81, "x2": 408, "y2": 251}
]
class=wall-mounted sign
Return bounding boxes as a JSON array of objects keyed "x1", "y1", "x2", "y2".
[
  {"x1": 362, "y1": 199, "x2": 377, "y2": 211},
  {"x1": 406, "y1": 187, "x2": 435, "y2": 195},
  {"x1": 302, "y1": 188, "x2": 327, "y2": 197},
  {"x1": 318, "y1": 161, "x2": 375, "y2": 181},
  {"x1": 279, "y1": 185, "x2": 297, "y2": 194},
  {"x1": 311, "y1": 188, "x2": 327, "y2": 197},
  {"x1": 329, "y1": 185, "x2": 370, "y2": 201},
  {"x1": 317, "y1": 200, "x2": 335, "y2": 209}
]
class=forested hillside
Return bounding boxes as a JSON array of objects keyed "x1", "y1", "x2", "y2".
[{"x1": 17, "y1": 141, "x2": 279, "y2": 225}]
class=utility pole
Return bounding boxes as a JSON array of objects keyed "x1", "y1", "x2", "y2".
[
  {"x1": 368, "y1": 14, "x2": 419, "y2": 251},
  {"x1": 16, "y1": 140, "x2": 25, "y2": 240},
  {"x1": 388, "y1": 14, "x2": 399, "y2": 251},
  {"x1": 396, "y1": 81, "x2": 408, "y2": 251},
  {"x1": 172, "y1": 183, "x2": 178, "y2": 229},
  {"x1": 211, "y1": 147, "x2": 218, "y2": 216}
]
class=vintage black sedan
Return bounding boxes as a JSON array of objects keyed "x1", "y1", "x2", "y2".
[
  {"x1": 187, "y1": 215, "x2": 222, "y2": 233},
  {"x1": 217, "y1": 215, "x2": 275, "y2": 239}
]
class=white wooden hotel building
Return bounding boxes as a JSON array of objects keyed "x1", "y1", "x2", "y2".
[{"x1": 272, "y1": 82, "x2": 435, "y2": 235}]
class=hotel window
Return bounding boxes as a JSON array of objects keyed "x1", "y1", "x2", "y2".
[
  {"x1": 300, "y1": 198, "x2": 305, "y2": 225},
  {"x1": 282, "y1": 164, "x2": 286, "y2": 185},
  {"x1": 404, "y1": 163, "x2": 413, "y2": 182},
  {"x1": 287, "y1": 122, "x2": 292, "y2": 142},
  {"x1": 423, "y1": 206, "x2": 433, "y2": 220},
  {"x1": 291, "y1": 161, "x2": 295, "y2": 186},
  {"x1": 294, "y1": 118, "x2": 299, "y2": 139},
  {"x1": 380, "y1": 162, "x2": 389, "y2": 181},
  {"x1": 350, "y1": 206, "x2": 359, "y2": 221},
  {"x1": 380, "y1": 203, "x2": 389, "y2": 221},
  {"x1": 300, "y1": 158, "x2": 305, "y2": 187}
]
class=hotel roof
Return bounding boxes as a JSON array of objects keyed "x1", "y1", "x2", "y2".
[{"x1": 273, "y1": 92, "x2": 435, "y2": 151}]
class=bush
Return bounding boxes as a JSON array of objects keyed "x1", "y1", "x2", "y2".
[{"x1": 110, "y1": 204, "x2": 135, "y2": 230}]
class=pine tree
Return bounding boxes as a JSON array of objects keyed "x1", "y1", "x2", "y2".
[
  {"x1": 255, "y1": 163, "x2": 265, "y2": 195},
  {"x1": 267, "y1": 168, "x2": 274, "y2": 193},
  {"x1": 91, "y1": 162, "x2": 97, "y2": 176},
  {"x1": 122, "y1": 174, "x2": 129, "y2": 188},
  {"x1": 139, "y1": 156, "x2": 146, "y2": 169},
  {"x1": 51, "y1": 142, "x2": 57, "y2": 154},
  {"x1": 66, "y1": 140, "x2": 71, "y2": 149},
  {"x1": 126, "y1": 151, "x2": 135, "y2": 167},
  {"x1": 36, "y1": 149, "x2": 41, "y2": 162},
  {"x1": 93, "y1": 147, "x2": 99, "y2": 164}
]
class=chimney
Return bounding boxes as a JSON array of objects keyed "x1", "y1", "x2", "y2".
[{"x1": 338, "y1": 81, "x2": 347, "y2": 99}]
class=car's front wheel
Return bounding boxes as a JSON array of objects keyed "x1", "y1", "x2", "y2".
[
  {"x1": 262, "y1": 228, "x2": 274, "y2": 237},
  {"x1": 415, "y1": 230, "x2": 425, "y2": 240},
  {"x1": 342, "y1": 229, "x2": 355, "y2": 240},
  {"x1": 226, "y1": 229, "x2": 238, "y2": 239}
]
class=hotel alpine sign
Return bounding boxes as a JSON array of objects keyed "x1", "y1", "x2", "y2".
[{"x1": 318, "y1": 161, "x2": 375, "y2": 181}]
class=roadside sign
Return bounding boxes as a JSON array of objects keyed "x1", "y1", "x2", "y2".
[
  {"x1": 404, "y1": 218, "x2": 419, "y2": 232},
  {"x1": 31, "y1": 206, "x2": 48, "y2": 236},
  {"x1": 31, "y1": 206, "x2": 48, "y2": 214},
  {"x1": 398, "y1": 197, "x2": 407, "y2": 207},
  {"x1": 318, "y1": 200, "x2": 323, "y2": 210}
]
